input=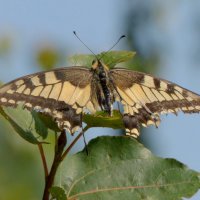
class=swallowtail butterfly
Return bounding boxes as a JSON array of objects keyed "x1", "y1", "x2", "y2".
[{"x1": 0, "y1": 55, "x2": 200, "y2": 138}]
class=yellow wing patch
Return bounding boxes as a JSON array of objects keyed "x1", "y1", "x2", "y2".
[
  {"x1": 0, "y1": 68, "x2": 93, "y2": 135},
  {"x1": 111, "y1": 69, "x2": 200, "y2": 137}
]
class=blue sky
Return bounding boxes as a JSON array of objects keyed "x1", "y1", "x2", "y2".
[{"x1": 0, "y1": 1, "x2": 200, "y2": 199}]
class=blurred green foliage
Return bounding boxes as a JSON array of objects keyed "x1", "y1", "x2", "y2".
[
  {"x1": 36, "y1": 46, "x2": 61, "y2": 70},
  {"x1": 0, "y1": 40, "x2": 62, "y2": 199},
  {"x1": 0, "y1": 113, "x2": 57, "y2": 199},
  {"x1": 0, "y1": 36, "x2": 11, "y2": 57},
  {"x1": 0, "y1": 118, "x2": 44, "y2": 199}
]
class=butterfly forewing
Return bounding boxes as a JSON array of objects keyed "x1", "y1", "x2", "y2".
[
  {"x1": 110, "y1": 68, "x2": 200, "y2": 137},
  {"x1": 0, "y1": 67, "x2": 94, "y2": 134},
  {"x1": 1, "y1": 58, "x2": 200, "y2": 138}
]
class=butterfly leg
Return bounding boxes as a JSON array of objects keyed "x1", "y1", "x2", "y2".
[{"x1": 82, "y1": 129, "x2": 89, "y2": 155}]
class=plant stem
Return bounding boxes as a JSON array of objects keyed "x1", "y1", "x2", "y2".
[
  {"x1": 42, "y1": 126, "x2": 89, "y2": 200},
  {"x1": 38, "y1": 143, "x2": 49, "y2": 180},
  {"x1": 61, "y1": 126, "x2": 89, "y2": 161},
  {"x1": 42, "y1": 130, "x2": 67, "y2": 200}
]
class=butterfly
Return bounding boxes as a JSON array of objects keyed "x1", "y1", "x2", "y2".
[{"x1": 0, "y1": 53, "x2": 200, "y2": 138}]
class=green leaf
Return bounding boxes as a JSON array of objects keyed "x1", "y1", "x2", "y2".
[
  {"x1": 55, "y1": 136, "x2": 200, "y2": 200},
  {"x1": 99, "y1": 50, "x2": 136, "y2": 68},
  {"x1": 0, "y1": 105, "x2": 48, "y2": 144},
  {"x1": 34, "y1": 111, "x2": 60, "y2": 132},
  {"x1": 83, "y1": 110, "x2": 124, "y2": 129},
  {"x1": 68, "y1": 51, "x2": 136, "y2": 69},
  {"x1": 68, "y1": 54, "x2": 94, "y2": 68},
  {"x1": 50, "y1": 186, "x2": 66, "y2": 200},
  {"x1": 31, "y1": 111, "x2": 48, "y2": 139}
]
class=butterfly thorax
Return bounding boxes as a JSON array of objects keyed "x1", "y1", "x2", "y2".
[{"x1": 91, "y1": 60, "x2": 113, "y2": 115}]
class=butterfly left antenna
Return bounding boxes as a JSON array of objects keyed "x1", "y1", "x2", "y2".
[
  {"x1": 73, "y1": 31, "x2": 126, "y2": 61},
  {"x1": 73, "y1": 31, "x2": 98, "y2": 59}
]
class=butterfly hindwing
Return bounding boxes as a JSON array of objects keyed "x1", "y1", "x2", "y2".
[
  {"x1": 1, "y1": 58, "x2": 200, "y2": 138},
  {"x1": 110, "y1": 68, "x2": 200, "y2": 137},
  {"x1": 0, "y1": 67, "x2": 94, "y2": 134}
]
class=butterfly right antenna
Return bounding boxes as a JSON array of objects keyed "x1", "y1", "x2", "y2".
[
  {"x1": 98, "y1": 35, "x2": 126, "y2": 61},
  {"x1": 73, "y1": 31, "x2": 126, "y2": 61}
]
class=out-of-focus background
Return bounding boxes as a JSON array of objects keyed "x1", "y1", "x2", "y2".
[{"x1": 0, "y1": 1, "x2": 200, "y2": 199}]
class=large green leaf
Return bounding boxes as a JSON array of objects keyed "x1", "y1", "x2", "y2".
[
  {"x1": 54, "y1": 136, "x2": 200, "y2": 200},
  {"x1": 68, "y1": 50, "x2": 136, "y2": 68}
]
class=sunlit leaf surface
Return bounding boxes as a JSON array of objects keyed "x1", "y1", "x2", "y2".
[
  {"x1": 55, "y1": 136, "x2": 200, "y2": 200},
  {"x1": 68, "y1": 50, "x2": 136, "y2": 68},
  {"x1": 0, "y1": 105, "x2": 48, "y2": 144}
]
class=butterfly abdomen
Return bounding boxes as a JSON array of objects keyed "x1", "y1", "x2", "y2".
[{"x1": 95, "y1": 63, "x2": 113, "y2": 115}]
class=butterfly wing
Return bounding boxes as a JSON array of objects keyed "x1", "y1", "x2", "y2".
[
  {"x1": 110, "y1": 68, "x2": 200, "y2": 137},
  {"x1": 0, "y1": 67, "x2": 95, "y2": 134}
]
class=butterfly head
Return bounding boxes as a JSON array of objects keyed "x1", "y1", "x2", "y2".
[{"x1": 91, "y1": 59, "x2": 109, "y2": 72}]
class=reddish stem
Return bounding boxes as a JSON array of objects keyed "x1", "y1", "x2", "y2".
[
  {"x1": 42, "y1": 126, "x2": 89, "y2": 200},
  {"x1": 38, "y1": 143, "x2": 49, "y2": 179},
  {"x1": 42, "y1": 130, "x2": 67, "y2": 200}
]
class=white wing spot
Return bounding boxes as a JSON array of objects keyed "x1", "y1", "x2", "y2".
[
  {"x1": 43, "y1": 108, "x2": 51, "y2": 113},
  {"x1": 188, "y1": 106, "x2": 194, "y2": 111},
  {"x1": 63, "y1": 121, "x2": 71, "y2": 128},
  {"x1": 1, "y1": 98, "x2": 7, "y2": 102},
  {"x1": 25, "y1": 103, "x2": 32, "y2": 108},
  {"x1": 8, "y1": 99, "x2": 15, "y2": 104},
  {"x1": 195, "y1": 106, "x2": 200, "y2": 110},
  {"x1": 71, "y1": 126, "x2": 80, "y2": 133}
]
